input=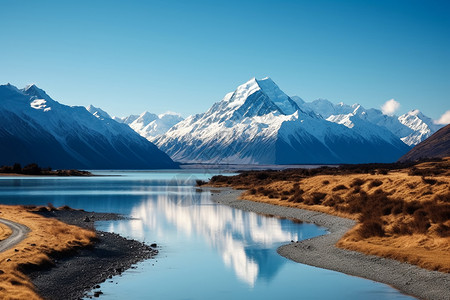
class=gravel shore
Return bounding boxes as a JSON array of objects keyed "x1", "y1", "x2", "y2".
[
  {"x1": 26, "y1": 210, "x2": 157, "y2": 300},
  {"x1": 208, "y1": 187, "x2": 450, "y2": 300}
]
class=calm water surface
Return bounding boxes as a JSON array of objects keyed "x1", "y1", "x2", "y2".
[{"x1": 0, "y1": 171, "x2": 414, "y2": 299}]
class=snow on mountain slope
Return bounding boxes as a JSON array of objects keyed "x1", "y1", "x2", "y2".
[
  {"x1": 155, "y1": 78, "x2": 410, "y2": 164},
  {"x1": 113, "y1": 111, "x2": 184, "y2": 140},
  {"x1": 293, "y1": 98, "x2": 442, "y2": 146},
  {"x1": 86, "y1": 104, "x2": 112, "y2": 120},
  {"x1": 0, "y1": 83, "x2": 177, "y2": 169},
  {"x1": 398, "y1": 110, "x2": 442, "y2": 145},
  {"x1": 113, "y1": 114, "x2": 139, "y2": 124}
]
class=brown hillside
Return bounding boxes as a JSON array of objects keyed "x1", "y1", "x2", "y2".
[{"x1": 399, "y1": 124, "x2": 450, "y2": 162}]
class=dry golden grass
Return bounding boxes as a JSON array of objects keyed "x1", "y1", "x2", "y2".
[
  {"x1": 0, "y1": 205, "x2": 96, "y2": 299},
  {"x1": 0, "y1": 223, "x2": 12, "y2": 242},
  {"x1": 210, "y1": 157, "x2": 450, "y2": 273}
]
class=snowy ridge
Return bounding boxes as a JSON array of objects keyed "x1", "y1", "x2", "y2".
[
  {"x1": 86, "y1": 104, "x2": 112, "y2": 120},
  {"x1": 114, "y1": 111, "x2": 184, "y2": 140},
  {"x1": 0, "y1": 84, "x2": 177, "y2": 169},
  {"x1": 155, "y1": 77, "x2": 410, "y2": 164},
  {"x1": 294, "y1": 98, "x2": 442, "y2": 146}
]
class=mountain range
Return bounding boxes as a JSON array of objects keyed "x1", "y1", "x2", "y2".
[
  {"x1": 113, "y1": 111, "x2": 183, "y2": 140},
  {"x1": 292, "y1": 98, "x2": 441, "y2": 146},
  {"x1": 0, "y1": 84, "x2": 177, "y2": 169},
  {"x1": 2, "y1": 78, "x2": 444, "y2": 168},
  {"x1": 111, "y1": 79, "x2": 440, "y2": 164},
  {"x1": 153, "y1": 77, "x2": 413, "y2": 164}
]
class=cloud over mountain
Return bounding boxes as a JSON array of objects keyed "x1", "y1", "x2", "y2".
[{"x1": 381, "y1": 99, "x2": 400, "y2": 116}]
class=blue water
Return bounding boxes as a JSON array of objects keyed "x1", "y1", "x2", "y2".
[{"x1": 0, "y1": 171, "x2": 414, "y2": 299}]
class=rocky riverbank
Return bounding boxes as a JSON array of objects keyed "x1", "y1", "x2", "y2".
[{"x1": 26, "y1": 209, "x2": 157, "y2": 300}]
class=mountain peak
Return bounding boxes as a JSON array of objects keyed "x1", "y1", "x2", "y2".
[
  {"x1": 135, "y1": 111, "x2": 158, "y2": 124},
  {"x1": 21, "y1": 84, "x2": 52, "y2": 101},
  {"x1": 244, "y1": 77, "x2": 299, "y2": 115},
  {"x1": 407, "y1": 109, "x2": 421, "y2": 117},
  {"x1": 86, "y1": 104, "x2": 112, "y2": 120}
]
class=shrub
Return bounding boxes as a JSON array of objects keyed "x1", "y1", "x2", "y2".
[
  {"x1": 256, "y1": 172, "x2": 269, "y2": 180},
  {"x1": 308, "y1": 192, "x2": 327, "y2": 204},
  {"x1": 368, "y1": 179, "x2": 383, "y2": 188},
  {"x1": 421, "y1": 177, "x2": 437, "y2": 185},
  {"x1": 412, "y1": 209, "x2": 431, "y2": 233},
  {"x1": 377, "y1": 169, "x2": 389, "y2": 175},
  {"x1": 350, "y1": 178, "x2": 366, "y2": 187},
  {"x1": 433, "y1": 192, "x2": 450, "y2": 203},
  {"x1": 359, "y1": 219, "x2": 385, "y2": 238},
  {"x1": 195, "y1": 179, "x2": 207, "y2": 186},
  {"x1": 332, "y1": 184, "x2": 348, "y2": 191},
  {"x1": 403, "y1": 201, "x2": 421, "y2": 215},
  {"x1": 435, "y1": 224, "x2": 450, "y2": 237}
]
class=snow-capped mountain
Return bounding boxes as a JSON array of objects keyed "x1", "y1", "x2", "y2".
[
  {"x1": 397, "y1": 110, "x2": 442, "y2": 145},
  {"x1": 155, "y1": 77, "x2": 410, "y2": 164},
  {"x1": 113, "y1": 114, "x2": 139, "y2": 125},
  {"x1": 86, "y1": 104, "x2": 112, "y2": 120},
  {"x1": 0, "y1": 83, "x2": 177, "y2": 169},
  {"x1": 294, "y1": 98, "x2": 442, "y2": 146},
  {"x1": 115, "y1": 111, "x2": 184, "y2": 140}
]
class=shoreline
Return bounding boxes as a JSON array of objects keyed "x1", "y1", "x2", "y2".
[
  {"x1": 25, "y1": 210, "x2": 157, "y2": 300},
  {"x1": 208, "y1": 187, "x2": 450, "y2": 300}
]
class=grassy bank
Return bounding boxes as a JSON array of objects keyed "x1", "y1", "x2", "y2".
[
  {"x1": 0, "y1": 223, "x2": 12, "y2": 242},
  {"x1": 0, "y1": 205, "x2": 96, "y2": 299},
  {"x1": 207, "y1": 158, "x2": 450, "y2": 272}
]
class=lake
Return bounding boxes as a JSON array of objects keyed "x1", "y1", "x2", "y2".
[{"x1": 0, "y1": 171, "x2": 414, "y2": 299}]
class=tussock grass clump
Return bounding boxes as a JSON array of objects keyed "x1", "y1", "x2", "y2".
[
  {"x1": 358, "y1": 219, "x2": 385, "y2": 238},
  {"x1": 368, "y1": 179, "x2": 383, "y2": 188},
  {"x1": 332, "y1": 184, "x2": 348, "y2": 191},
  {"x1": 350, "y1": 178, "x2": 366, "y2": 187}
]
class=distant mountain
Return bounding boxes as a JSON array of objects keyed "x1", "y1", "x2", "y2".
[
  {"x1": 86, "y1": 104, "x2": 112, "y2": 120},
  {"x1": 114, "y1": 111, "x2": 184, "y2": 140},
  {"x1": 398, "y1": 124, "x2": 450, "y2": 161},
  {"x1": 293, "y1": 98, "x2": 442, "y2": 146},
  {"x1": 113, "y1": 114, "x2": 139, "y2": 125},
  {"x1": 155, "y1": 77, "x2": 410, "y2": 164},
  {"x1": 0, "y1": 84, "x2": 177, "y2": 169}
]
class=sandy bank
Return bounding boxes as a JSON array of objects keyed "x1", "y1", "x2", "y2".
[{"x1": 208, "y1": 188, "x2": 450, "y2": 300}]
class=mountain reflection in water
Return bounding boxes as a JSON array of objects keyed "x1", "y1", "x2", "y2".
[{"x1": 103, "y1": 187, "x2": 324, "y2": 286}]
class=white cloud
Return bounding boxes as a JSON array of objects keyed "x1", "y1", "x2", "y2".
[
  {"x1": 434, "y1": 110, "x2": 450, "y2": 125},
  {"x1": 381, "y1": 99, "x2": 400, "y2": 116}
]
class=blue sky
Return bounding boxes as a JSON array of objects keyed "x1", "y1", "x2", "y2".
[{"x1": 1, "y1": 0, "x2": 449, "y2": 120}]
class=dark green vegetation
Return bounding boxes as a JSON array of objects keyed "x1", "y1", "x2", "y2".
[{"x1": 0, "y1": 163, "x2": 92, "y2": 176}]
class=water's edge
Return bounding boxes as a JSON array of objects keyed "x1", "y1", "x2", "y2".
[{"x1": 207, "y1": 187, "x2": 450, "y2": 300}]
